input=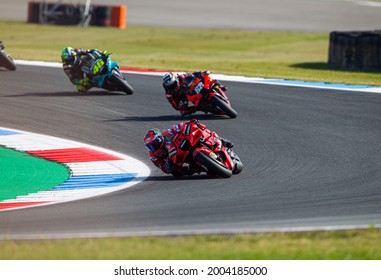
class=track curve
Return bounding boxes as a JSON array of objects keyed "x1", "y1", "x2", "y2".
[{"x1": 0, "y1": 64, "x2": 380, "y2": 239}]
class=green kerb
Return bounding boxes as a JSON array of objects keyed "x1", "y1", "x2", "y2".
[{"x1": 0, "y1": 146, "x2": 70, "y2": 201}]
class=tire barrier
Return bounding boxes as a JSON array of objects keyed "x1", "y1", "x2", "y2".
[
  {"x1": 328, "y1": 31, "x2": 381, "y2": 70},
  {"x1": 27, "y1": 1, "x2": 126, "y2": 29}
]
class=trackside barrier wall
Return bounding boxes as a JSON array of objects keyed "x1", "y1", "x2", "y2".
[
  {"x1": 328, "y1": 30, "x2": 381, "y2": 70},
  {"x1": 27, "y1": 1, "x2": 127, "y2": 29}
]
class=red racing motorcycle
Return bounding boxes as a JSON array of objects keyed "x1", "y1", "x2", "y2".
[
  {"x1": 170, "y1": 120, "x2": 243, "y2": 178},
  {"x1": 182, "y1": 72, "x2": 238, "y2": 118}
]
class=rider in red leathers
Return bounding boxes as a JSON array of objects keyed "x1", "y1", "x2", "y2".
[
  {"x1": 162, "y1": 71, "x2": 227, "y2": 116},
  {"x1": 143, "y1": 119, "x2": 233, "y2": 177}
]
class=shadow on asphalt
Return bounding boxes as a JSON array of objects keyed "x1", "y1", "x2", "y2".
[
  {"x1": 135, "y1": 174, "x2": 223, "y2": 181},
  {"x1": 3, "y1": 90, "x2": 127, "y2": 97},
  {"x1": 104, "y1": 114, "x2": 231, "y2": 122}
]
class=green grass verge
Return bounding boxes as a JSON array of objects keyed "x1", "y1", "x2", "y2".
[
  {"x1": 1, "y1": 229, "x2": 380, "y2": 259},
  {"x1": 1, "y1": 21, "x2": 381, "y2": 85},
  {"x1": 0, "y1": 147, "x2": 70, "y2": 201},
  {"x1": 1, "y1": 21, "x2": 380, "y2": 260}
]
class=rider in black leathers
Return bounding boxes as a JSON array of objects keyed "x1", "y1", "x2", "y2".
[
  {"x1": 162, "y1": 70, "x2": 227, "y2": 116},
  {"x1": 61, "y1": 47, "x2": 110, "y2": 94}
]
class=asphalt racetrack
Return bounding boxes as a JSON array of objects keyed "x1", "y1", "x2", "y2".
[{"x1": 0, "y1": 65, "x2": 380, "y2": 239}]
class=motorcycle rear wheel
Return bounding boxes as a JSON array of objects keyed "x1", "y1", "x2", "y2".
[
  {"x1": 194, "y1": 151, "x2": 232, "y2": 178},
  {"x1": 109, "y1": 72, "x2": 134, "y2": 95},
  {"x1": 210, "y1": 95, "x2": 237, "y2": 118},
  {"x1": 0, "y1": 50, "x2": 16, "y2": 71}
]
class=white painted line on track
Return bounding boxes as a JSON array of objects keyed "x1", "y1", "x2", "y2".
[{"x1": 14, "y1": 59, "x2": 381, "y2": 93}]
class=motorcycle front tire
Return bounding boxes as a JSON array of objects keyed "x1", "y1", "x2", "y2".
[
  {"x1": 234, "y1": 159, "x2": 244, "y2": 174},
  {"x1": 109, "y1": 71, "x2": 134, "y2": 95},
  {"x1": 194, "y1": 151, "x2": 232, "y2": 178},
  {"x1": 210, "y1": 95, "x2": 237, "y2": 119},
  {"x1": 0, "y1": 50, "x2": 16, "y2": 71}
]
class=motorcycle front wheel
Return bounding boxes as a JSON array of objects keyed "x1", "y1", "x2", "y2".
[
  {"x1": 234, "y1": 158, "x2": 244, "y2": 174},
  {"x1": 109, "y1": 71, "x2": 134, "y2": 95},
  {"x1": 210, "y1": 95, "x2": 237, "y2": 118},
  {"x1": 194, "y1": 151, "x2": 232, "y2": 178}
]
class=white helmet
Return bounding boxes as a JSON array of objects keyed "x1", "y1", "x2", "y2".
[{"x1": 163, "y1": 72, "x2": 179, "y2": 91}]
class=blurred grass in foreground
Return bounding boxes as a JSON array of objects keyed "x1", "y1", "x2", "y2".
[
  {"x1": 1, "y1": 21, "x2": 381, "y2": 85},
  {"x1": 1, "y1": 229, "x2": 380, "y2": 259}
]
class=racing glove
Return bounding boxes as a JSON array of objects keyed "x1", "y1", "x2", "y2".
[
  {"x1": 101, "y1": 50, "x2": 111, "y2": 56},
  {"x1": 213, "y1": 81, "x2": 227, "y2": 91},
  {"x1": 219, "y1": 84, "x2": 228, "y2": 91},
  {"x1": 220, "y1": 138, "x2": 234, "y2": 148},
  {"x1": 74, "y1": 48, "x2": 88, "y2": 56}
]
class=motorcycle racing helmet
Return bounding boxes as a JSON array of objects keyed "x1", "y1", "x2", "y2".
[
  {"x1": 61, "y1": 47, "x2": 77, "y2": 65},
  {"x1": 144, "y1": 129, "x2": 166, "y2": 156},
  {"x1": 163, "y1": 72, "x2": 179, "y2": 91}
]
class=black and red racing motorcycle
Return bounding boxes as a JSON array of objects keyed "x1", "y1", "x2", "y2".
[
  {"x1": 170, "y1": 119, "x2": 243, "y2": 178},
  {"x1": 182, "y1": 72, "x2": 238, "y2": 118}
]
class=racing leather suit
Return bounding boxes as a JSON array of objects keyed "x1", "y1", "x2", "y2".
[
  {"x1": 163, "y1": 71, "x2": 201, "y2": 116},
  {"x1": 164, "y1": 71, "x2": 227, "y2": 116},
  {"x1": 147, "y1": 119, "x2": 233, "y2": 177},
  {"x1": 62, "y1": 48, "x2": 110, "y2": 94}
]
